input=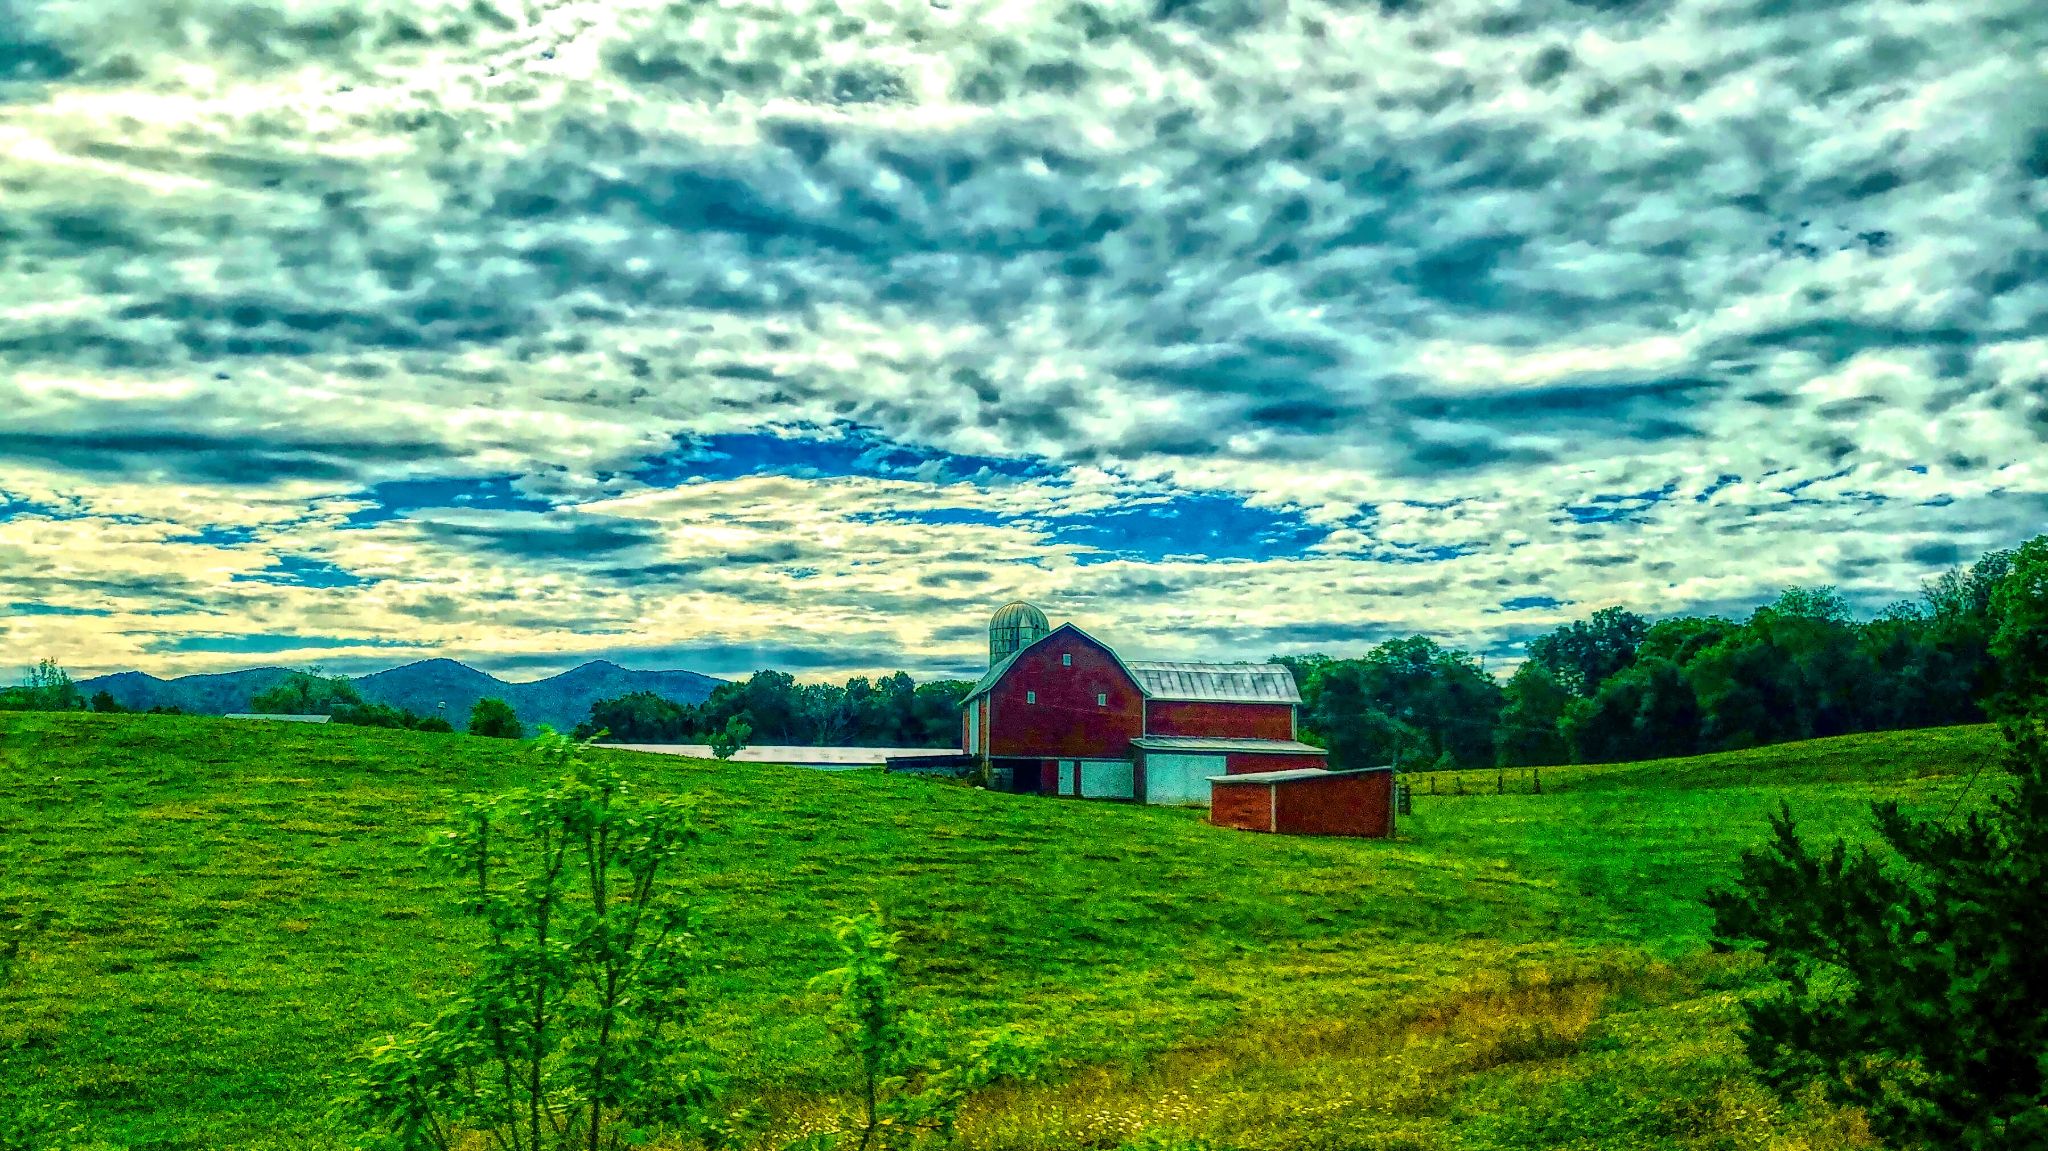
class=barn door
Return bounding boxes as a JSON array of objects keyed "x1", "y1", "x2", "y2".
[
  {"x1": 1144, "y1": 754, "x2": 1228, "y2": 805},
  {"x1": 1057, "y1": 760, "x2": 1077, "y2": 796},
  {"x1": 1078, "y1": 760, "x2": 1135, "y2": 799}
]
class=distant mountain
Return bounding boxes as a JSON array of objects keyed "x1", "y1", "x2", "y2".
[
  {"x1": 79, "y1": 667, "x2": 298, "y2": 715},
  {"x1": 81, "y1": 659, "x2": 725, "y2": 734}
]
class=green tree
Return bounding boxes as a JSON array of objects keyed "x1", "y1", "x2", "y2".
[
  {"x1": 1635, "y1": 615, "x2": 1738, "y2": 666},
  {"x1": 88, "y1": 690, "x2": 124, "y2": 713},
  {"x1": 1527, "y1": 606, "x2": 1649, "y2": 696},
  {"x1": 1297, "y1": 639, "x2": 1501, "y2": 770},
  {"x1": 468, "y1": 697, "x2": 522, "y2": 739},
  {"x1": 1990, "y1": 535, "x2": 2048, "y2": 714},
  {"x1": 339, "y1": 732, "x2": 722, "y2": 1151},
  {"x1": 708, "y1": 716, "x2": 751, "y2": 762},
  {"x1": 1494, "y1": 662, "x2": 1571, "y2": 767},
  {"x1": 0, "y1": 659, "x2": 83, "y2": 712},
  {"x1": 251, "y1": 671, "x2": 364, "y2": 716},
  {"x1": 1689, "y1": 588, "x2": 1872, "y2": 749},
  {"x1": 576, "y1": 691, "x2": 691, "y2": 743},
  {"x1": 811, "y1": 909, "x2": 1039, "y2": 1151},
  {"x1": 1561, "y1": 656, "x2": 1701, "y2": 764},
  {"x1": 1706, "y1": 713, "x2": 2048, "y2": 1149}
]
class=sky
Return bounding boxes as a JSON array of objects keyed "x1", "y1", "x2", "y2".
[{"x1": 0, "y1": 0, "x2": 2044, "y2": 684}]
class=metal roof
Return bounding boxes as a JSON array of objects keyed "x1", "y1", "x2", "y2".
[
  {"x1": 1209, "y1": 765, "x2": 1394, "y2": 784},
  {"x1": 603, "y1": 744, "x2": 963, "y2": 769},
  {"x1": 1132, "y1": 736, "x2": 1327, "y2": 754},
  {"x1": 225, "y1": 713, "x2": 332, "y2": 723},
  {"x1": 960, "y1": 624, "x2": 1305, "y2": 705},
  {"x1": 1125, "y1": 661, "x2": 1302, "y2": 704}
]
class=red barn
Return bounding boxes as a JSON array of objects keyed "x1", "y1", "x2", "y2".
[{"x1": 959, "y1": 604, "x2": 1366, "y2": 829}]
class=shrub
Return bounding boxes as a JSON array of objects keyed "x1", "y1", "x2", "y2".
[
  {"x1": 467, "y1": 697, "x2": 522, "y2": 739},
  {"x1": 337, "y1": 732, "x2": 723, "y2": 1150},
  {"x1": 709, "y1": 716, "x2": 751, "y2": 761},
  {"x1": 808, "y1": 908, "x2": 1041, "y2": 1151},
  {"x1": 1707, "y1": 713, "x2": 2048, "y2": 1149}
]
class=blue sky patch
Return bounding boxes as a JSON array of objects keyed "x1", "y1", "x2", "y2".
[
  {"x1": 1499, "y1": 595, "x2": 1566, "y2": 611},
  {"x1": 6, "y1": 602, "x2": 112, "y2": 617},
  {"x1": 147, "y1": 633, "x2": 421, "y2": 654},
  {"x1": 1566, "y1": 481, "x2": 1679, "y2": 525},
  {"x1": 169, "y1": 524, "x2": 261, "y2": 546},
  {"x1": 856, "y1": 492, "x2": 1330, "y2": 563},
  {"x1": 632, "y1": 425, "x2": 1056, "y2": 489},
  {"x1": 232, "y1": 555, "x2": 372, "y2": 589},
  {"x1": 343, "y1": 475, "x2": 554, "y2": 526}
]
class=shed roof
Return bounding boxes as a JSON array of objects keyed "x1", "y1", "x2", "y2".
[
  {"x1": 1126, "y1": 661, "x2": 1301, "y2": 703},
  {"x1": 1208, "y1": 765, "x2": 1394, "y2": 784},
  {"x1": 1132, "y1": 736, "x2": 1326, "y2": 754},
  {"x1": 225, "y1": 713, "x2": 332, "y2": 723}
]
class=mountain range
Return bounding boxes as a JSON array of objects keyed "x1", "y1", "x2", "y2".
[{"x1": 80, "y1": 659, "x2": 725, "y2": 734}]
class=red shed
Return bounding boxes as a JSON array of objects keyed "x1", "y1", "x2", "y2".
[{"x1": 1207, "y1": 767, "x2": 1395, "y2": 838}]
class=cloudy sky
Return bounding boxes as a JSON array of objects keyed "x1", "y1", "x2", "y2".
[{"x1": 1, "y1": 0, "x2": 2044, "y2": 684}]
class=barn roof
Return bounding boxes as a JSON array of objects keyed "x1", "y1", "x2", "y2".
[
  {"x1": 961, "y1": 626, "x2": 1307, "y2": 706},
  {"x1": 1208, "y1": 765, "x2": 1393, "y2": 784},
  {"x1": 1125, "y1": 661, "x2": 1302, "y2": 704},
  {"x1": 1133, "y1": 736, "x2": 1326, "y2": 754},
  {"x1": 962, "y1": 622, "x2": 1144, "y2": 702}
]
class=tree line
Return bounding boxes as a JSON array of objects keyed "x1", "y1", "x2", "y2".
[
  {"x1": 575, "y1": 670, "x2": 973, "y2": 748},
  {"x1": 1282, "y1": 536, "x2": 2041, "y2": 771}
]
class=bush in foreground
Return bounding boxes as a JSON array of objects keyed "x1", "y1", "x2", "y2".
[
  {"x1": 1708, "y1": 712, "x2": 2048, "y2": 1149},
  {"x1": 338, "y1": 732, "x2": 720, "y2": 1151}
]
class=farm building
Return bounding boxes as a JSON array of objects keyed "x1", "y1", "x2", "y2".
[
  {"x1": 959, "y1": 603, "x2": 1379, "y2": 832},
  {"x1": 1208, "y1": 767, "x2": 1395, "y2": 838}
]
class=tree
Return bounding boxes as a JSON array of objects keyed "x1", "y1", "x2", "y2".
[
  {"x1": 339, "y1": 732, "x2": 722, "y2": 1151},
  {"x1": 88, "y1": 690, "x2": 124, "y2": 714},
  {"x1": 468, "y1": 697, "x2": 522, "y2": 739},
  {"x1": 1528, "y1": 607, "x2": 1649, "y2": 696},
  {"x1": 1635, "y1": 615, "x2": 1738, "y2": 667},
  {"x1": 1562, "y1": 656, "x2": 1700, "y2": 764},
  {"x1": 0, "y1": 659, "x2": 84, "y2": 712},
  {"x1": 1990, "y1": 535, "x2": 2048, "y2": 714},
  {"x1": 1295, "y1": 639, "x2": 1501, "y2": 770},
  {"x1": 811, "y1": 909, "x2": 1039, "y2": 1151},
  {"x1": 252, "y1": 671, "x2": 363, "y2": 716},
  {"x1": 1706, "y1": 714, "x2": 2048, "y2": 1149},
  {"x1": 576, "y1": 692, "x2": 691, "y2": 743},
  {"x1": 1687, "y1": 588, "x2": 1873, "y2": 749},
  {"x1": 708, "y1": 717, "x2": 751, "y2": 762},
  {"x1": 1495, "y1": 662, "x2": 1571, "y2": 767}
]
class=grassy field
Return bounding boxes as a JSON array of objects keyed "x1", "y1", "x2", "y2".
[{"x1": 0, "y1": 714, "x2": 2006, "y2": 1150}]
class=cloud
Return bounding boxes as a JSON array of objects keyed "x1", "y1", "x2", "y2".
[{"x1": 0, "y1": 0, "x2": 2042, "y2": 678}]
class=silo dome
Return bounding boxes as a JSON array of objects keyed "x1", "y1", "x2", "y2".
[{"x1": 989, "y1": 601, "x2": 1051, "y2": 665}]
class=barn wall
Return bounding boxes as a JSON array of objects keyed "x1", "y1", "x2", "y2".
[
  {"x1": 1145, "y1": 700, "x2": 1295, "y2": 740},
  {"x1": 1209, "y1": 784, "x2": 1274, "y2": 832},
  {"x1": 1223, "y1": 751, "x2": 1327, "y2": 774},
  {"x1": 1274, "y1": 772, "x2": 1393, "y2": 838},
  {"x1": 987, "y1": 632, "x2": 1144, "y2": 760}
]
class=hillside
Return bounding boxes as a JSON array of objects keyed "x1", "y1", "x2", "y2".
[
  {"x1": 80, "y1": 658, "x2": 724, "y2": 732},
  {"x1": 0, "y1": 716, "x2": 2005, "y2": 1150}
]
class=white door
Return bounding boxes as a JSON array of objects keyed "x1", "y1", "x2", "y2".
[
  {"x1": 1057, "y1": 760, "x2": 1077, "y2": 796},
  {"x1": 1078, "y1": 760, "x2": 1135, "y2": 799},
  {"x1": 1144, "y1": 753, "x2": 1228, "y2": 805}
]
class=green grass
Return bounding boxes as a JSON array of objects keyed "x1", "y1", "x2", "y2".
[{"x1": 0, "y1": 715, "x2": 2007, "y2": 1150}]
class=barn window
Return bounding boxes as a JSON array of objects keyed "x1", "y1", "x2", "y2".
[
  {"x1": 1096, "y1": 693, "x2": 1107, "y2": 706},
  {"x1": 1027, "y1": 691, "x2": 1037, "y2": 704},
  {"x1": 1062, "y1": 653, "x2": 1072, "y2": 667}
]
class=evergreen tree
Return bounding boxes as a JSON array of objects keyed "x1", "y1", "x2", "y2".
[{"x1": 1707, "y1": 543, "x2": 2048, "y2": 1149}]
